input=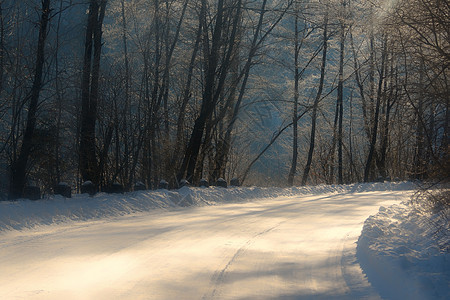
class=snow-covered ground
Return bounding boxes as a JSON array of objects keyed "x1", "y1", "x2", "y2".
[{"x1": 0, "y1": 182, "x2": 447, "y2": 299}]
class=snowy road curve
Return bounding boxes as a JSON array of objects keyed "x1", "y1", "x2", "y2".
[{"x1": 0, "y1": 190, "x2": 409, "y2": 299}]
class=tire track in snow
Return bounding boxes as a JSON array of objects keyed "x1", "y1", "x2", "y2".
[
  {"x1": 339, "y1": 230, "x2": 382, "y2": 300},
  {"x1": 203, "y1": 222, "x2": 284, "y2": 300}
]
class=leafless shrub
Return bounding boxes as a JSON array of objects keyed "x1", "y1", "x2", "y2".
[{"x1": 412, "y1": 182, "x2": 449, "y2": 252}]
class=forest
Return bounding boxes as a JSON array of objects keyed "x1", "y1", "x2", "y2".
[{"x1": 0, "y1": 0, "x2": 448, "y2": 199}]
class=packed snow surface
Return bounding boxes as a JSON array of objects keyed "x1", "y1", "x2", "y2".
[{"x1": 0, "y1": 182, "x2": 446, "y2": 299}]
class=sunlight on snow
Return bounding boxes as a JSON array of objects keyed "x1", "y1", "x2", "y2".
[{"x1": 0, "y1": 188, "x2": 413, "y2": 299}]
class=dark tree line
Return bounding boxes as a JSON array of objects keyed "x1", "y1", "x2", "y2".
[{"x1": 0, "y1": 0, "x2": 447, "y2": 199}]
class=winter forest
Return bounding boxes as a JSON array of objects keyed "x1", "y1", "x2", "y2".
[{"x1": 0, "y1": 0, "x2": 448, "y2": 199}]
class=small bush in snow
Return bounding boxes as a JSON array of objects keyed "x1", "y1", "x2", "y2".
[
  {"x1": 134, "y1": 181, "x2": 146, "y2": 191},
  {"x1": 23, "y1": 186, "x2": 41, "y2": 200},
  {"x1": 179, "y1": 179, "x2": 189, "y2": 188},
  {"x1": 159, "y1": 180, "x2": 169, "y2": 190},
  {"x1": 54, "y1": 182, "x2": 71, "y2": 198},
  {"x1": 230, "y1": 178, "x2": 240, "y2": 187},
  {"x1": 413, "y1": 185, "x2": 450, "y2": 251},
  {"x1": 104, "y1": 182, "x2": 124, "y2": 194},
  {"x1": 216, "y1": 178, "x2": 227, "y2": 188},
  {"x1": 199, "y1": 178, "x2": 209, "y2": 187},
  {"x1": 81, "y1": 181, "x2": 97, "y2": 196}
]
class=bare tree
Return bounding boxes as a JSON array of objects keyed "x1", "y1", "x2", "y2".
[
  {"x1": 287, "y1": 4, "x2": 300, "y2": 187},
  {"x1": 9, "y1": 0, "x2": 51, "y2": 199},
  {"x1": 177, "y1": 0, "x2": 242, "y2": 184},
  {"x1": 301, "y1": 11, "x2": 329, "y2": 186},
  {"x1": 364, "y1": 37, "x2": 387, "y2": 182},
  {"x1": 79, "y1": 0, "x2": 107, "y2": 187}
]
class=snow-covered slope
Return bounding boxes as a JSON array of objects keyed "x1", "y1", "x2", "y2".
[
  {"x1": 357, "y1": 200, "x2": 449, "y2": 299},
  {"x1": 0, "y1": 182, "x2": 413, "y2": 232}
]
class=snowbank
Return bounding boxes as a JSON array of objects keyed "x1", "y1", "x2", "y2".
[
  {"x1": 357, "y1": 201, "x2": 449, "y2": 299},
  {"x1": 0, "y1": 181, "x2": 414, "y2": 232}
]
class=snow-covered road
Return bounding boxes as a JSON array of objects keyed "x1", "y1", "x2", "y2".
[{"x1": 0, "y1": 189, "x2": 409, "y2": 299}]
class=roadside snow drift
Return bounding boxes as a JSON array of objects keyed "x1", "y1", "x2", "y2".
[
  {"x1": 0, "y1": 182, "x2": 413, "y2": 232},
  {"x1": 357, "y1": 200, "x2": 450, "y2": 300}
]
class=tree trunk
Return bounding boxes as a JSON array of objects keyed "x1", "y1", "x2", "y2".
[
  {"x1": 0, "y1": 2, "x2": 4, "y2": 95},
  {"x1": 121, "y1": 0, "x2": 131, "y2": 189},
  {"x1": 377, "y1": 53, "x2": 395, "y2": 179},
  {"x1": 364, "y1": 38, "x2": 387, "y2": 182},
  {"x1": 172, "y1": 13, "x2": 202, "y2": 175},
  {"x1": 162, "y1": 0, "x2": 188, "y2": 138},
  {"x1": 54, "y1": 0, "x2": 65, "y2": 185},
  {"x1": 301, "y1": 12, "x2": 328, "y2": 186},
  {"x1": 337, "y1": 18, "x2": 345, "y2": 184},
  {"x1": 288, "y1": 8, "x2": 300, "y2": 186},
  {"x1": 329, "y1": 90, "x2": 339, "y2": 184},
  {"x1": 414, "y1": 60, "x2": 426, "y2": 179},
  {"x1": 9, "y1": 0, "x2": 50, "y2": 199},
  {"x1": 79, "y1": 0, "x2": 107, "y2": 186}
]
